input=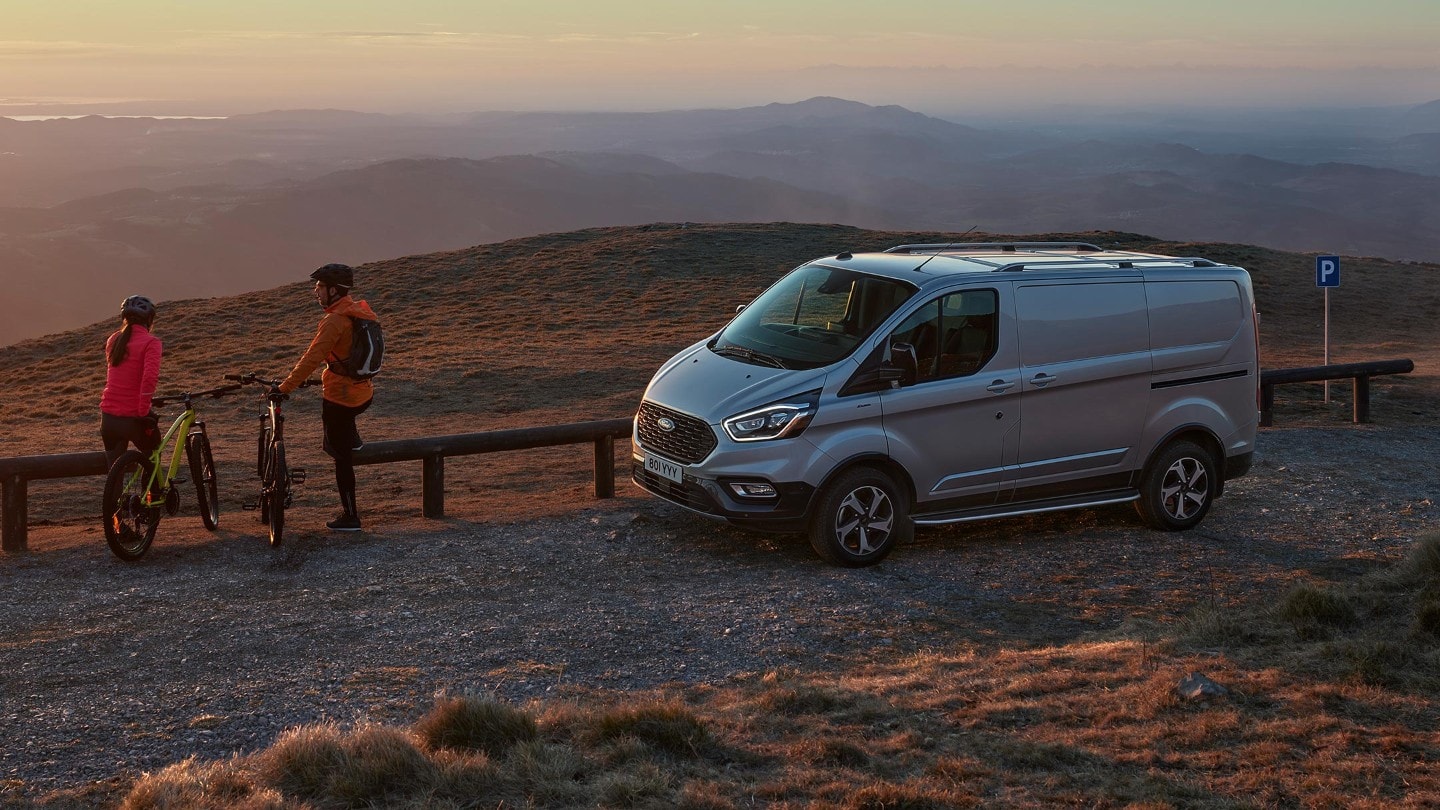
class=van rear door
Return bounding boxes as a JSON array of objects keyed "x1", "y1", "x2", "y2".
[{"x1": 1010, "y1": 279, "x2": 1151, "y2": 499}]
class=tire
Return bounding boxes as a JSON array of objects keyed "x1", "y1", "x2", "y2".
[
  {"x1": 1135, "y1": 439, "x2": 1218, "y2": 531},
  {"x1": 187, "y1": 432, "x2": 220, "y2": 530},
  {"x1": 265, "y1": 443, "x2": 287, "y2": 547},
  {"x1": 103, "y1": 450, "x2": 161, "y2": 561},
  {"x1": 256, "y1": 417, "x2": 271, "y2": 479},
  {"x1": 807, "y1": 467, "x2": 911, "y2": 567}
]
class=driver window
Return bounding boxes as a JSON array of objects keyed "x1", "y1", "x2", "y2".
[{"x1": 889, "y1": 289, "x2": 998, "y2": 382}]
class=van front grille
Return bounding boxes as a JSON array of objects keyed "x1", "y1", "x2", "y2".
[{"x1": 636, "y1": 401, "x2": 717, "y2": 464}]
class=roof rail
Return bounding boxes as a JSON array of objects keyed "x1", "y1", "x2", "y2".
[
  {"x1": 884, "y1": 242, "x2": 1103, "y2": 254},
  {"x1": 990, "y1": 257, "x2": 1221, "y2": 272}
]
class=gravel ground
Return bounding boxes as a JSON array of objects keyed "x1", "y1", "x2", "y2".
[{"x1": 2, "y1": 423, "x2": 1438, "y2": 804}]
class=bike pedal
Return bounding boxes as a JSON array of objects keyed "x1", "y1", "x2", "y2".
[
  {"x1": 289, "y1": 468, "x2": 307, "y2": 485},
  {"x1": 242, "y1": 501, "x2": 259, "y2": 511}
]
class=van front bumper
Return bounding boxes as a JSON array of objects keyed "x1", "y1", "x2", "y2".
[{"x1": 631, "y1": 462, "x2": 815, "y2": 533}]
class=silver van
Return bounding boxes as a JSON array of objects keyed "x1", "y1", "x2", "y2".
[{"x1": 632, "y1": 242, "x2": 1259, "y2": 566}]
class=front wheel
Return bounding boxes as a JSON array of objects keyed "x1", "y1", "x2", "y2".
[
  {"x1": 807, "y1": 467, "x2": 911, "y2": 567},
  {"x1": 265, "y1": 443, "x2": 287, "y2": 547},
  {"x1": 103, "y1": 450, "x2": 161, "y2": 561},
  {"x1": 187, "y1": 431, "x2": 220, "y2": 530},
  {"x1": 1135, "y1": 439, "x2": 1218, "y2": 531}
]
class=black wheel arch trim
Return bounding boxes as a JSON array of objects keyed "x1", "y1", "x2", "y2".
[
  {"x1": 1141, "y1": 423, "x2": 1226, "y2": 496},
  {"x1": 811, "y1": 451, "x2": 916, "y2": 510}
]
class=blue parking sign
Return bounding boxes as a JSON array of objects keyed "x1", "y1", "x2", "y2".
[{"x1": 1316, "y1": 255, "x2": 1340, "y2": 287}]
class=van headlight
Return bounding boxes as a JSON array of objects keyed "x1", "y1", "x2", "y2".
[{"x1": 723, "y1": 391, "x2": 820, "y2": 442}]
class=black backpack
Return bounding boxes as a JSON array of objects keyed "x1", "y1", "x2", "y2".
[{"x1": 330, "y1": 316, "x2": 383, "y2": 380}]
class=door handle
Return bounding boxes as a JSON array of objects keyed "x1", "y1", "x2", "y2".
[
  {"x1": 1029, "y1": 373, "x2": 1058, "y2": 387},
  {"x1": 986, "y1": 380, "x2": 1015, "y2": 394}
]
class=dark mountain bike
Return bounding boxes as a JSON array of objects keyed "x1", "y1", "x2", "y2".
[
  {"x1": 225, "y1": 373, "x2": 317, "y2": 546},
  {"x1": 102, "y1": 383, "x2": 241, "y2": 561}
]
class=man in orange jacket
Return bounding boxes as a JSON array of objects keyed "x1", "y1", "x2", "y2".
[{"x1": 279, "y1": 263, "x2": 379, "y2": 531}]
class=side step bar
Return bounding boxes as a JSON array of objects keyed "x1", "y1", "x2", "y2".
[{"x1": 912, "y1": 489, "x2": 1139, "y2": 526}]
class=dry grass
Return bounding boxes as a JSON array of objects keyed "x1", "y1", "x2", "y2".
[{"x1": 116, "y1": 536, "x2": 1440, "y2": 808}]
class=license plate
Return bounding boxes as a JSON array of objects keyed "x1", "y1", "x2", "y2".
[{"x1": 644, "y1": 453, "x2": 684, "y2": 484}]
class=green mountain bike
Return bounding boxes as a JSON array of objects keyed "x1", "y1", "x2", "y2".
[{"x1": 102, "y1": 383, "x2": 241, "y2": 561}]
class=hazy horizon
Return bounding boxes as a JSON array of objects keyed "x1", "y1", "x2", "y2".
[{"x1": 5, "y1": 1, "x2": 1439, "y2": 117}]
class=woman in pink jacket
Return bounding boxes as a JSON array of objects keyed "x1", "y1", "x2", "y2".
[{"x1": 99, "y1": 296, "x2": 164, "y2": 468}]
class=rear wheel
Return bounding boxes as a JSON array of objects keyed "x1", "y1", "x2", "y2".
[
  {"x1": 265, "y1": 443, "x2": 287, "y2": 547},
  {"x1": 1135, "y1": 439, "x2": 1217, "y2": 531},
  {"x1": 807, "y1": 467, "x2": 911, "y2": 567},
  {"x1": 103, "y1": 450, "x2": 160, "y2": 561},
  {"x1": 187, "y1": 431, "x2": 220, "y2": 530}
]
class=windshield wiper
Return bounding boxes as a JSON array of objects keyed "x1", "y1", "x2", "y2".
[{"x1": 713, "y1": 344, "x2": 789, "y2": 369}]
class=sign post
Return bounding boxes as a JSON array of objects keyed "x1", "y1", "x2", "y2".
[{"x1": 1315, "y1": 255, "x2": 1340, "y2": 402}]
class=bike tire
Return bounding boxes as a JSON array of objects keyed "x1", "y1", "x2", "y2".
[
  {"x1": 266, "y1": 443, "x2": 287, "y2": 547},
  {"x1": 187, "y1": 431, "x2": 220, "y2": 530},
  {"x1": 103, "y1": 449, "x2": 160, "y2": 561}
]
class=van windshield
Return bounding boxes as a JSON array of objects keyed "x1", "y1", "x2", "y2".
[{"x1": 712, "y1": 264, "x2": 916, "y2": 370}]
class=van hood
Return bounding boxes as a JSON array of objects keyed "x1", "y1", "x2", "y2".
[{"x1": 644, "y1": 342, "x2": 828, "y2": 423}]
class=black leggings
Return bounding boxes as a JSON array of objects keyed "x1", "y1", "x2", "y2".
[
  {"x1": 322, "y1": 397, "x2": 371, "y2": 505},
  {"x1": 100, "y1": 412, "x2": 159, "y2": 469}
]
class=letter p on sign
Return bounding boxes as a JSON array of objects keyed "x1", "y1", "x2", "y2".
[{"x1": 1316, "y1": 255, "x2": 1340, "y2": 287}]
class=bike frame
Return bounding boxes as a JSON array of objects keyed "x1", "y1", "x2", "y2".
[{"x1": 124, "y1": 399, "x2": 201, "y2": 508}]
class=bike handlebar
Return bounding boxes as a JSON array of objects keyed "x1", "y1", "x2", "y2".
[
  {"x1": 151, "y1": 383, "x2": 243, "y2": 408},
  {"x1": 224, "y1": 372, "x2": 321, "y2": 389}
]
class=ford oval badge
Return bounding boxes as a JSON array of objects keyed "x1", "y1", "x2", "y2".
[{"x1": 657, "y1": 417, "x2": 676, "y2": 432}]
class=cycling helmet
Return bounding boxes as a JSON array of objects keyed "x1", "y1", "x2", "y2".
[
  {"x1": 120, "y1": 295, "x2": 155, "y2": 324},
  {"x1": 310, "y1": 263, "x2": 354, "y2": 289}
]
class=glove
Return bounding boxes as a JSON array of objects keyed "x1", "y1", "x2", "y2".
[{"x1": 141, "y1": 411, "x2": 159, "y2": 436}]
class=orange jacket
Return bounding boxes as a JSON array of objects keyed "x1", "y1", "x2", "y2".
[{"x1": 279, "y1": 296, "x2": 377, "y2": 407}]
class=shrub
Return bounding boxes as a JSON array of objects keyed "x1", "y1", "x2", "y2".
[
  {"x1": 1411, "y1": 597, "x2": 1440, "y2": 639},
  {"x1": 413, "y1": 694, "x2": 538, "y2": 756},
  {"x1": 256, "y1": 722, "x2": 433, "y2": 805},
  {"x1": 1401, "y1": 534, "x2": 1440, "y2": 584},
  {"x1": 591, "y1": 701, "x2": 713, "y2": 759},
  {"x1": 120, "y1": 758, "x2": 283, "y2": 810},
  {"x1": 1279, "y1": 584, "x2": 1355, "y2": 627}
]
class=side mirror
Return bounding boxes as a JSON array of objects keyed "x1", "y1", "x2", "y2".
[
  {"x1": 889, "y1": 341, "x2": 918, "y2": 387},
  {"x1": 838, "y1": 341, "x2": 916, "y2": 396}
]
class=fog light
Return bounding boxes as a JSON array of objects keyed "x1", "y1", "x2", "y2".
[{"x1": 729, "y1": 482, "x2": 778, "y2": 499}]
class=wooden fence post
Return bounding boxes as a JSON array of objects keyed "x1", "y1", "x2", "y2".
[
  {"x1": 2, "y1": 475, "x2": 27, "y2": 553},
  {"x1": 594, "y1": 435, "x2": 615, "y2": 498},
  {"x1": 1354, "y1": 376, "x2": 1370, "y2": 423},
  {"x1": 422, "y1": 455, "x2": 444, "y2": 518}
]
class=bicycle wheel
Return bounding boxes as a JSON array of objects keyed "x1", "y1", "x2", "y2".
[
  {"x1": 265, "y1": 443, "x2": 286, "y2": 547},
  {"x1": 187, "y1": 431, "x2": 220, "y2": 530},
  {"x1": 103, "y1": 450, "x2": 161, "y2": 561}
]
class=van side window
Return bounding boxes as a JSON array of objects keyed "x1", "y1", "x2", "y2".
[{"x1": 889, "y1": 289, "x2": 998, "y2": 382}]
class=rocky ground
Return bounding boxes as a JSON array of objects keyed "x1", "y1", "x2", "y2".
[{"x1": 3, "y1": 416, "x2": 1437, "y2": 804}]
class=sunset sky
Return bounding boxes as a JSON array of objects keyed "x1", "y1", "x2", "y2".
[{"x1": 4, "y1": 0, "x2": 1439, "y2": 115}]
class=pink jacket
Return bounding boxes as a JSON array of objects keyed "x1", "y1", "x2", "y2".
[{"x1": 100, "y1": 325, "x2": 163, "y2": 417}]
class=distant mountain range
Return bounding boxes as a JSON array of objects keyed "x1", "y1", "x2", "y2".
[{"x1": 1, "y1": 96, "x2": 1438, "y2": 346}]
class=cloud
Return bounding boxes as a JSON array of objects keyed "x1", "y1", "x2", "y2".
[{"x1": 0, "y1": 40, "x2": 139, "y2": 59}]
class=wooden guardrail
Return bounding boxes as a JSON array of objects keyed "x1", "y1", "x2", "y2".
[
  {"x1": 1260, "y1": 359, "x2": 1414, "y2": 427},
  {"x1": 1, "y1": 417, "x2": 633, "y2": 554}
]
